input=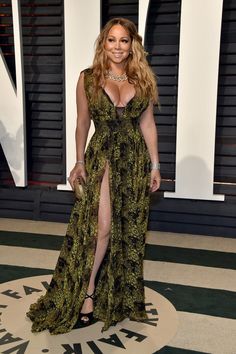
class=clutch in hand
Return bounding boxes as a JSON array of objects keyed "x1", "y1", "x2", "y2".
[{"x1": 74, "y1": 176, "x2": 85, "y2": 199}]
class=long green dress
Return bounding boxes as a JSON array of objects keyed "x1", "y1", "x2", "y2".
[{"x1": 26, "y1": 68, "x2": 152, "y2": 334}]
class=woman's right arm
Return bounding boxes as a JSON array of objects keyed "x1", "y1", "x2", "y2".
[{"x1": 68, "y1": 71, "x2": 91, "y2": 189}]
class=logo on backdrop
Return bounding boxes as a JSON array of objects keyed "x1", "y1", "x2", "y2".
[{"x1": 0, "y1": 275, "x2": 178, "y2": 353}]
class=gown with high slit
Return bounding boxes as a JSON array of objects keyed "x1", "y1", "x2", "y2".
[{"x1": 26, "y1": 68, "x2": 152, "y2": 334}]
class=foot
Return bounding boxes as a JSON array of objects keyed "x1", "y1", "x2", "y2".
[
  {"x1": 79, "y1": 292, "x2": 95, "y2": 326},
  {"x1": 80, "y1": 291, "x2": 94, "y2": 314}
]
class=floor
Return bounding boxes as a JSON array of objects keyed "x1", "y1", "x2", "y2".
[{"x1": 0, "y1": 218, "x2": 236, "y2": 354}]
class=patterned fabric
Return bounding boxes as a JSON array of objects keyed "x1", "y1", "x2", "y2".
[{"x1": 26, "y1": 68, "x2": 152, "y2": 334}]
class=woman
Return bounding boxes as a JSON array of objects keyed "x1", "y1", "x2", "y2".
[{"x1": 26, "y1": 17, "x2": 161, "y2": 334}]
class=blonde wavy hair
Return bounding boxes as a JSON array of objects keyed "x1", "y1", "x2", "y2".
[{"x1": 91, "y1": 17, "x2": 160, "y2": 106}]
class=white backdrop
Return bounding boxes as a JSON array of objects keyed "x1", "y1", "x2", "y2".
[
  {"x1": 0, "y1": 0, "x2": 26, "y2": 187},
  {"x1": 164, "y1": 0, "x2": 224, "y2": 201},
  {"x1": 0, "y1": 0, "x2": 225, "y2": 201},
  {"x1": 57, "y1": 0, "x2": 100, "y2": 190}
]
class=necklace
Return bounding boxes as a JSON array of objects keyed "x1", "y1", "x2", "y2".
[{"x1": 106, "y1": 70, "x2": 128, "y2": 82}]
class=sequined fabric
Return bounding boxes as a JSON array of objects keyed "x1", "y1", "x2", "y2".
[{"x1": 26, "y1": 68, "x2": 152, "y2": 334}]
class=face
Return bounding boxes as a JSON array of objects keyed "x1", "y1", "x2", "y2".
[{"x1": 104, "y1": 24, "x2": 132, "y2": 66}]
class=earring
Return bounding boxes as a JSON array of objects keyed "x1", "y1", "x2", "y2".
[{"x1": 129, "y1": 51, "x2": 133, "y2": 55}]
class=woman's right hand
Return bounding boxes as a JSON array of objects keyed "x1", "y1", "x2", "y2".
[{"x1": 67, "y1": 164, "x2": 87, "y2": 190}]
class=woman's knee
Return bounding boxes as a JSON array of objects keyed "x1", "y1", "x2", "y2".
[{"x1": 97, "y1": 223, "x2": 110, "y2": 240}]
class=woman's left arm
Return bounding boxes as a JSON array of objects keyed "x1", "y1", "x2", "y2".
[{"x1": 139, "y1": 102, "x2": 161, "y2": 192}]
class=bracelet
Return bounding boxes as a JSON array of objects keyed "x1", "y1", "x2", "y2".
[
  {"x1": 75, "y1": 160, "x2": 84, "y2": 165},
  {"x1": 151, "y1": 162, "x2": 160, "y2": 170}
]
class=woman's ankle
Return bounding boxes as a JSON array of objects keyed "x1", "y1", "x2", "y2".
[{"x1": 86, "y1": 283, "x2": 95, "y2": 296}]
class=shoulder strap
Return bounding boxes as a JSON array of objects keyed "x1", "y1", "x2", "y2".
[{"x1": 81, "y1": 68, "x2": 93, "y2": 97}]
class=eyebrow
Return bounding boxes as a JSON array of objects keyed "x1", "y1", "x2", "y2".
[{"x1": 107, "y1": 35, "x2": 130, "y2": 39}]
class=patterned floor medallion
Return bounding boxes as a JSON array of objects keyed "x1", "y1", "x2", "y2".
[{"x1": 0, "y1": 275, "x2": 178, "y2": 354}]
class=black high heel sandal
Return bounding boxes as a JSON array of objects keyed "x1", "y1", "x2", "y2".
[{"x1": 78, "y1": 292, "x2": 95, "y2": 326}]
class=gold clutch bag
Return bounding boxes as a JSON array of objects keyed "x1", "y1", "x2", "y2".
[{"x1": 74, "y1": 176, "x2": 85, "y2": 199}]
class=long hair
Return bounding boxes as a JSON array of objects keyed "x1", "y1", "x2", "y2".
[{"x1": 91, "y1": 17, "x2": 160, "y2": 106}]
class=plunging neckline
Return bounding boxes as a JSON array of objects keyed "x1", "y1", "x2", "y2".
[{"x1": 101, "y1": 87, "x2": 136, "y2": 109}]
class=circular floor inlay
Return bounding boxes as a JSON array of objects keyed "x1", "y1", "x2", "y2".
[{"x1": 0, "y1": 275, "x2": 178, "y2": 353}]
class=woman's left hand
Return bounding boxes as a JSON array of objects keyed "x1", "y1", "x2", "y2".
[{"x1": 150, "y1": 169, "x2": 161, "y2": 192}]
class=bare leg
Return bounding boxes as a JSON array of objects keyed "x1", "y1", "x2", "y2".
[{"x1": 80, "y1": 161, "x2": 111, "y2": 315}]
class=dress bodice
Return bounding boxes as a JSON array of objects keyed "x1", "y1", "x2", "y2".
[{"x1": 83, "y1": 68, "x2": 150, "y2": 129}]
